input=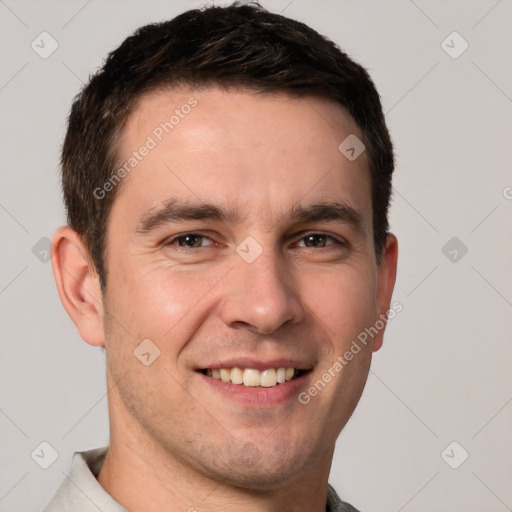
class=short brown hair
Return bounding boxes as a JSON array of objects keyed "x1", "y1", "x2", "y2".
[{"x1": 61, "y1": 1, "x2": 394, "y2": 291}]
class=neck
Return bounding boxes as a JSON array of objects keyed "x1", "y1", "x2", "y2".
[{"x1": 97, "y1": 388, "x2": 333, "y2": 512}]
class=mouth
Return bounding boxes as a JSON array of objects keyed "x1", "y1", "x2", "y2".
[{"x1": 199, "y1": 367, "x2": 309, "y2": 388}]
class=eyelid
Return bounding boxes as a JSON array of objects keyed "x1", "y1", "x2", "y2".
[{"x1": 164, "y1": 231, "x2": 217, "y2": 247}]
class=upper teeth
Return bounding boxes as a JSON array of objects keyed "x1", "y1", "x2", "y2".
[{"x1": 206, "y1": 367, "x2": 296, "y2": 387}]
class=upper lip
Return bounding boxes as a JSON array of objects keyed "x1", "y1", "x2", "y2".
[{"x1": 198, "y1": 356, "x2": 314, "y2": 371}]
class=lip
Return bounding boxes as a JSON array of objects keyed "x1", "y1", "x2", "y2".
[
  {"x1": 197, "y1": 356, "x2": 313, "y2": 371},
  {"x1": 197, "y1": 369, "x2": 312, "y2": 407}
]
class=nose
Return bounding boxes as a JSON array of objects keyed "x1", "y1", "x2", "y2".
[{"x1": 219, "y1": 251, "x2": 305, "y2": 334}]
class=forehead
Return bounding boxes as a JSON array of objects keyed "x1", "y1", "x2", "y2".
[{"x1": 113, "y1": 86, "x2": 371, "y2": 228}]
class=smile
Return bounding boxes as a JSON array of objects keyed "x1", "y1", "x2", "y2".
[{"x1": 200, "y1": 367, "x2": 308, "y2": 388}]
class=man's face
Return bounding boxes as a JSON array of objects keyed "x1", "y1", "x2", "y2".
[{"x1": 102, "y1": 87, "x2": 395, "y2": 488}]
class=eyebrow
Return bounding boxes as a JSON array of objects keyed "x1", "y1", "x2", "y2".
[
  {"x1": 136, "y1": 198, "x2": 364, "y2": 234},
  {"x1": 288, "y1": 201, "x2": 364, "y2": 232},
  {"x1": 136, "y1": 199, "x2": 236, "y2": 234}
]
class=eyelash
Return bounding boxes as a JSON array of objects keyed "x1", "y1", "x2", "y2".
[
  {"x1": 163, "y1": 232, "x2": 215, "y2": 249},
  {"x1": 295, "y1": 232, "x2": 346, "y2": 248},
  {"x1": 164, "y1": 231, "x2": 347, "y2": 249}
]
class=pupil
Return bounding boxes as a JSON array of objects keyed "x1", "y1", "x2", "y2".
[
  {"x1": 180, "y1": 235, "x2": 200, "y2": 247},
  {"x1": 306, "y1": 234, "x2": 325, "y2": 247}
]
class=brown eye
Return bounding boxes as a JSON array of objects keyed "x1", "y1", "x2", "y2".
[
  {"x1": 171, "y1": 234, "x2": 213, "y2": 248},
  {"x1": 178, "y1": 235, "x2": 201, "y2": 247},
  {"x1": 298, "y1": 233, "x2": 338, "y2": 248},
  {"x1": 303, "y1": 234, "x2": 327, "y2": 247}
]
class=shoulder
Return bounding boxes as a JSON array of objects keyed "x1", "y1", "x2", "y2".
[{"x1": 326, "y1": 483, "x2": 361, "y2": 512}]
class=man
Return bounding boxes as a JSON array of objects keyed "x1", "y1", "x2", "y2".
[{"x1": 46, "y1": 2, "x2": 397, "y2": 511}]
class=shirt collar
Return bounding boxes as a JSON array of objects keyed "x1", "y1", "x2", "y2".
[{"x1": 44, "y1": 447, "x2": 127, "y2": 512}]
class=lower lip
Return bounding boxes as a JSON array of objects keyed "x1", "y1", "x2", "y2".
[{"x1": 197, "y1": 372, "x2": 310, "y2": 407}]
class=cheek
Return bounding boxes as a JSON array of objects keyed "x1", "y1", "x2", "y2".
[
  {"x1": 108, "y1": 260, "x2": 226, "y2": 350},
  {"x1": 304, "y1": 268, "x2": 376, "y2": 434},
  {"x1": 303, "y1": 265, "x2": 378, "y2": 344}
]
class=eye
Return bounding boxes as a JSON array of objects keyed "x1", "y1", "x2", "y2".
[
  {"x1": 167, "y1": 233, "x2": 215, "y2": 248},
  {"x1": 296, "y1": 233, "x2": 342, "y2": 248}
]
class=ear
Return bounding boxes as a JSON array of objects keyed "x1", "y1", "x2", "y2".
[
  {"x1": 51, "y1": 226, "x2": 105, "y2": 347},
  {"x1": 372, "y1": 233, "x2": 398, "y2": 352}
]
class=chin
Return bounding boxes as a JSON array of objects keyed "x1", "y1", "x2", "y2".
[{"x1": 192, "y1": 436, "x2": 320, "y2": 491}]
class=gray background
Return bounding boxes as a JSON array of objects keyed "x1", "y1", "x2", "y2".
[{"x1": 1, "y1": 1, "x2": 511, "y2": 511}]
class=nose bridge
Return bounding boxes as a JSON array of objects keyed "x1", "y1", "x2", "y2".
[
  {"x1": 220, "y1": 243, "x2": 304, "y2": 334},
  {"x1": 246, "y1": 250, "x2": 288, "y2": 304}
]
